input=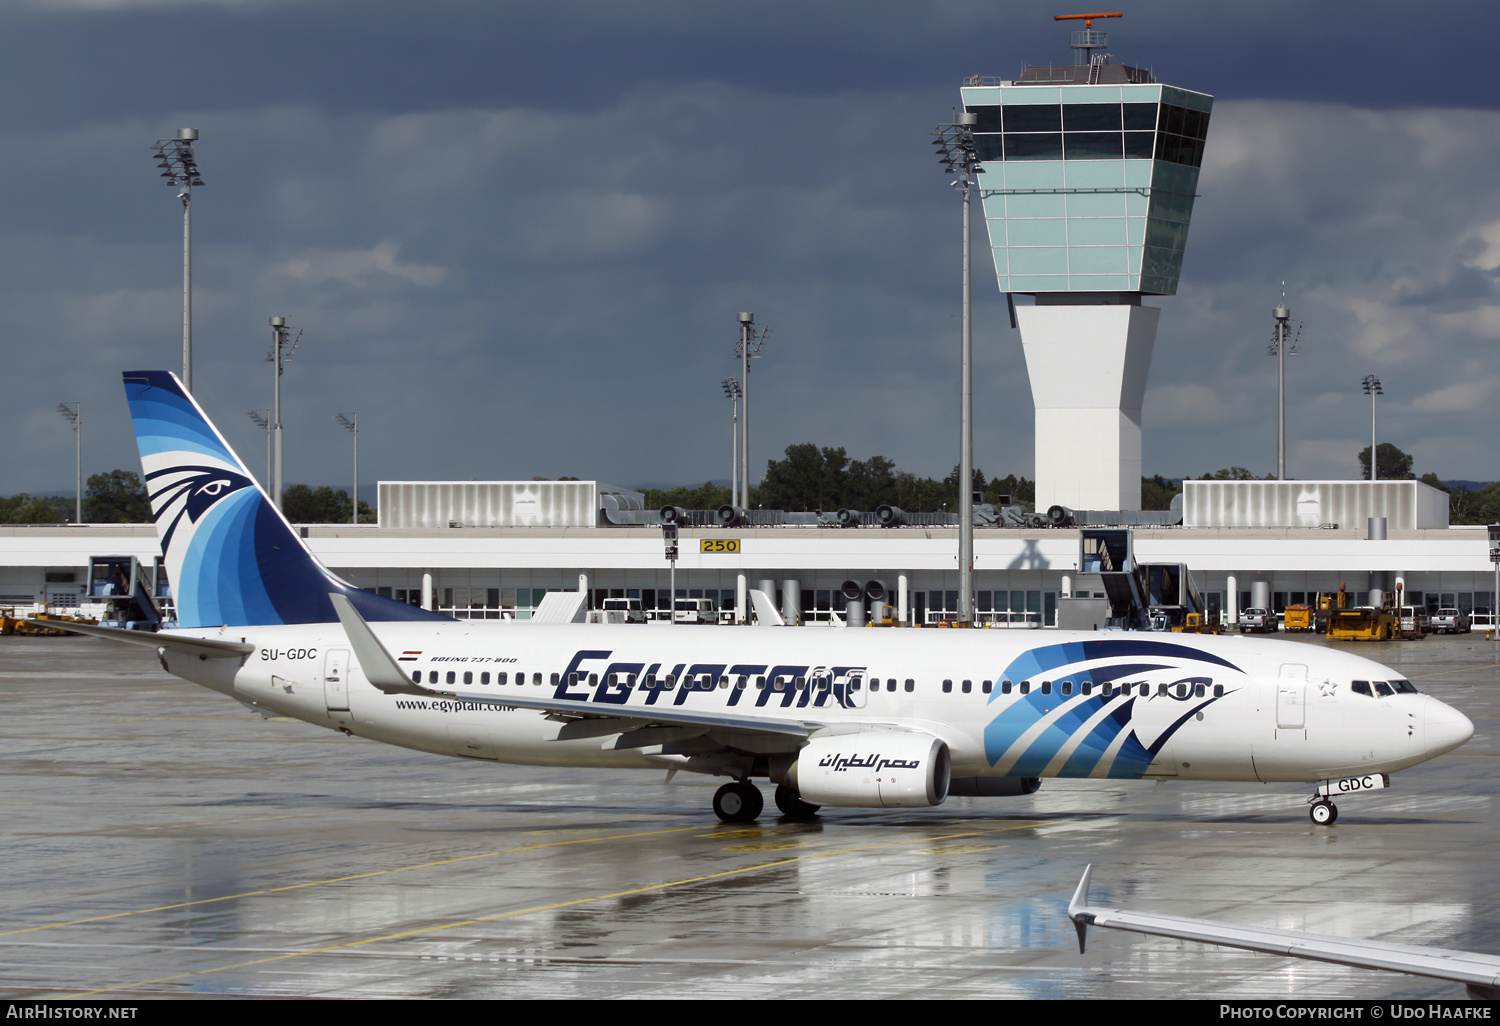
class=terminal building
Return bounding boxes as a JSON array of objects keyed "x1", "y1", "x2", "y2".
[
  {"x1": 1, "y1": 476, "x2": 1493, "y2": 630},
  {"x1": 3, "y1": 22, "x2": 1494, "y2": 632}
]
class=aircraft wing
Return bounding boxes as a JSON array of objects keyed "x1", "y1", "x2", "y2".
[
  {"x1": 21, "y1": 619, "x2": 254, "y2": 660},
  {"x1": 1068, "y1": 865, "x2": 1500, "y2": 999},
  {"x1": 329, "y1": 593, "x2": 819, "y2": 739}
]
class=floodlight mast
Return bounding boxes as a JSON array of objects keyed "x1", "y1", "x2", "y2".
[
  {"x1": 1362, "y1": 374, "x2": 1383, "y2": 481},
  {"x1": 336, "y1": 413, "x2": 359, "y2": 526},
  {"x1": 56, "y1": 402, "x2": 81, "y2": 523},
  {"x1": 721, "y1": 378, "x2": 742, "y2": 505},
  {"x1": 267, "y1": 317, "x2": 301, "y2": 510},
  {"x1": 933, "y1": 110, "x2": 982, "y2": 625},
  {"x1": 1270, "y1": 288, "x2": 1293, "y2": 480},
  {"x1": 733, "y1": 314, "x2": 768, "y2": 509},
  {"x1": 151, "y1": 128, "x2": 202, "y2": 391}
]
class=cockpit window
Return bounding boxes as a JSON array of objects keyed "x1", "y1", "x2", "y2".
[
  {"x1": 1392, "y1": 679, "x2": 1419, "y2": 694},
  {"x1": 1373, "y1": 681, "x2": 1394, "y2": 697},
  {"x1": 1351, "y1": 681, "x2": 1372, "y2": 697}
]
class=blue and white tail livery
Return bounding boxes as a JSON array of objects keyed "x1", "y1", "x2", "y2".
[
  {"x1": 110, "y1": 369, "x2": 1473, "y2": 826},
  {"x1": 123, "y1": 370, "x2": 444, "y2": 628}
]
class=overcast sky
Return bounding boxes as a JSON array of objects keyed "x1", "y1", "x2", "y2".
[{"x1": 5, "y1": 0, "x2": 1499, "y2": 497}]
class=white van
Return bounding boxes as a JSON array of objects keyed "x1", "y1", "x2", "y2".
[{"x1": 673, "y1": 597, "x2": 716, "y2": 624}]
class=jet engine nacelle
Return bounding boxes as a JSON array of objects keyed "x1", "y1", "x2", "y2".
[
  {"x1": 789, "y1": 732, "x2": 950, "y2": 808},
  {"x1": 947, "y1": 776, "x2": 1041, "y2": 797}
]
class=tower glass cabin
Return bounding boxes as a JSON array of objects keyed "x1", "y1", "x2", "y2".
[{"x1": 961, "y1": 55, "x2": 1212, "y2": 511}]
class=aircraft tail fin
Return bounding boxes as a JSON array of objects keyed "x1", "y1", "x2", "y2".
[{"x1": 122, "y1": 370, "x2": 449, "y2": 628}]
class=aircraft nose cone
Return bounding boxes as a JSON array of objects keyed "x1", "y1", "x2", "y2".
[{"x1": 1425, "y1": 698, "x2": 1474, "y2": 758}]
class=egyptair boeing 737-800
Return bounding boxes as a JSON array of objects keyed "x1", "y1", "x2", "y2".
[{"x1": 47, "y1": 371, "x2": 1475, "y2": 825}]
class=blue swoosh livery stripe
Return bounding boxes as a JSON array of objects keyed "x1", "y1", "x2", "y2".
[{"x1": 981, "y1": 638, "x2": 1242, "y2": 777}]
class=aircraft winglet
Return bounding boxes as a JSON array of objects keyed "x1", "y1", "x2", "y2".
[{"x1": 1069, "y1": 864, "x2": 1094, "y2": 953}]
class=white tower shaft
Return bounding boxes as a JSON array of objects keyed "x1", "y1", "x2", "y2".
[{"x1": 1017, "y1": 304, "x2": 1159, "y2": 511}]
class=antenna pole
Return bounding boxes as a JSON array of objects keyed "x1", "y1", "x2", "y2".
[{"x1": 1274, "y1": 289, "x2": 1290, "y2": 480}]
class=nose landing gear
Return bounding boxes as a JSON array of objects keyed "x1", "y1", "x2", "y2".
[{"x1": 1309, "y1": 799, "x2": 1338, "y2": 825}]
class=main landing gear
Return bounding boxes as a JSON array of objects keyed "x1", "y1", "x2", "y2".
[
  {"x1": 713, "y1": 781, "x2": 764, "y2": 823},
  {"x1": 1308, "y1": 799, "x2": 1339, "y2": 825},
  {"x1": 711, "y1": 782, "x2": 823, "y2": 823}
]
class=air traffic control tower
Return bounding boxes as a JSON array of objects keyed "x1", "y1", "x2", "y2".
[{"x1": 961, "y1": 14, "x2": 1211, "y2": 511}]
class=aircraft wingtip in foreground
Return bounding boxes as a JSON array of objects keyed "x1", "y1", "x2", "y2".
[
  {"x1": 1069, "y1": 865, "x2": 1500, "y2": 999},
  {"x1": 46, "y1": 370, "x2": 1474, "y2": 824}
]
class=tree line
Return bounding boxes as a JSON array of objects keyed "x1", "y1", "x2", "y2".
[
  {"x1": 0, "y1": 471, "x2": 371, "y2": 524},
  {"x1": 5, "y1": 442, "x2": 1495, "y2": 524}
]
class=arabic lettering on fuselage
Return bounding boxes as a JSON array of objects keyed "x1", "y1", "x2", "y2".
[{"x1": 817, "y1": 752, "x2": 921, "y2": 772}]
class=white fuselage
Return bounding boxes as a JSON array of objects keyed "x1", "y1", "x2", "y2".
[{"x1": 159, "y1": 621, "x2": 1470, "y2": 787}]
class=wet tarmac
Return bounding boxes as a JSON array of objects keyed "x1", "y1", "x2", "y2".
[{"x1": 2, "y1": 632, "x2": 1498, "y2": 999}]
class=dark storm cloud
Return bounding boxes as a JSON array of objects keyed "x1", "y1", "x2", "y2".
[{"x1": 4, "y1": 0, "x2": 1500, "y2": 497}]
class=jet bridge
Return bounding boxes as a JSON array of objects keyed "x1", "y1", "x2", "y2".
[{"x1": 1073, "y1": 529, "x2": 1207, "y2": 631}]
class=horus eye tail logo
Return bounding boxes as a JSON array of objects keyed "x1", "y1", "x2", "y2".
[{"x1": 123, "y1": 370, "x2": 449, "y2": 629}]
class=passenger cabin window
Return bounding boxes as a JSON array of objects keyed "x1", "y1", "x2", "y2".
[
  {"x1": 1213, "y1": 684, "x2": 1223, "y2": 697},
  {"x1": 1082, "y1": 682, "x2": 1092, "y2": 696},
  {"x1": 795, "y1": 676, "x2": 807, "y2": 690},
  {"x1": 982, "y1": 680, "x2": 993, "y2": 694},
  {"x1": 589, "y1": 673, "x2": 598, "y2": 686},
  {"x1": 1060, "y1": 681, "x2": 1072, "y2": 696},
  {"x1": 736, "y1": 675, "x2": 747, "y2": 690},
  {"x1": 1019, "y1": 681, "x2": 1031, "y2": 695},
  {"x1": 755, "y1": 676, "x2": 766, "y2": 689},
  {"x1": 1194, "y1": 684, "x2": 1205, "y2": 698},
  {"x1": 889, "y1": 680, "x2": 898, "y2": 692},
  {"x1": 942, "y1": 679, "x2": 953, "y2": 693},
  {"x1": 463, "y1": 671, "x2": 472, "y2": 685},
  {"x1": 549, "y1": 673, "x2": 558, "y2": 686},
  {"x1": 904, "y1": 679, "x2": 915, "y2": 693},
  {"x1": 1001, "y1": 680, "x2": 1013, "y2": 694},
  {"x1": 411, "y1": 671, "x2": 420, "y2": 684},
  {"x1": 1101, "y1": 683, "x2": 1113, "y2": 697},
  {"x1": 481, "y1": 672, "x2": 490, "y2": 685},
  {"x1": 497, "y1": 672, "x2": 507, "y2": 685},
  {"x1": 1040, "y1": 681, "x2": 1052, "y2": 695},
  {"x1": 1352, "y1": 681, "x2": 1373, "y2": 697},
  {"x1": 962, "y1": 680, "x2": 972, "y2": 694},
  {"x1": 446, "y1": 671, "x2": 456, "y2": 685}
]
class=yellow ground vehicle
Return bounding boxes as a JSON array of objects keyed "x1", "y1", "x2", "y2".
[
  {"x1": 0, "y1": 606, "x2": 99, "y2": 636},
  {"x1": 1327, "y1": 605, "x2": 1399, "y2": 642},
  {"x1": 1169, "y1": 612, "x2": 1223, "y2": 635},
  {"x1": 1283, "y1": 604, "x2": 1314, "y2": 632}
]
